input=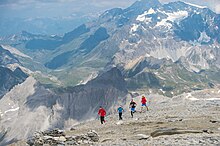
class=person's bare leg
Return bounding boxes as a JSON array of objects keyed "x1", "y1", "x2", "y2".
[{"x1": 146, "y1": 106, "x2": 149, "y2": 111}]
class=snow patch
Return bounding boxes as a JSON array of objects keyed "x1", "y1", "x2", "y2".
[
  {"x1": 185, "y1": 93, "x2": 192, "y2": 98},
  {"x1": 156, "y1": 11, "x2": 188, "y2": 28},
  {"x1": 188, "y1": 97, "x2": 199, "y2": 101},
  {"x1": 147, "y1": 8, "x2": 155, "y2": 15},
  {"x1": 157, "y1": 75, "x2": 166, "y2": 80},
  {"x1": 185, "y1": 93, "x2": 199, "y2": 100},
  {"x1": 198, "y1": 31, "x2": 211, "y2": 43},
  {"x1": 160, "y1": 89, "x2": 166, "y2": 94},
  {"x1": 136, "y1": 9, "x2": 154, "y2": 23},
  {"x1": 1, "y1": 45, "x2": 32, "y2": 59},
  {"x1": 78, "y1": 72, "x2": 98, "y2": 85},
  {"x1": 145, "y1": 53, "x2": 151, "y2": 57},
  {"x1": 4, "y1": 107, "x2": 19, "y2": 114},
  {"x1": 205, "y1": 98, "x2": 220, "y2": 101},
  {"x1": 185, "y1": 93, "x2": 220, "y2": 101},
  {"x1": 130, "y1": 24, "x2": 139, "y2": 33},
  {"x1": 116, "y1": 121, "x2": 123, "y2": 125},
  {"x1": 7, "y1": 63, "x2": 33, "y2": 74},
  {"x1": 183, "y1": 2, "x2": 207, "y2": 9}
]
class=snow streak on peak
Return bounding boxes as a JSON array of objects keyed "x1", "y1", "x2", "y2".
[
  {"x1": 147, "y1": 8, "x2": 156, "y2": 15},
  {"x1": 156, "y1": 10, "x2": 188, "y2": 28},
  {"x1": 183, "y1": 1, "x2": 207, "y2": 9},
  {"x1": 130, "y1": 24, "x2": 139, "y2": 33},
  {"x1": 136, "y1": 8, "x2": 155, "y2": 22}
]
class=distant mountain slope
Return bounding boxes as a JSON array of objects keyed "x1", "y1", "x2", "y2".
[
  {"x1": 0, "y1": 16, "x2": 92, "y2": 37},
  {"x1": 45, "y1": 27, "x2": 109, "y2": 69},
  {"x1": 0, "y1": 45, "x2": 29, "y2": 98},
  {"x1": 0, "y1": 46, "x2": 20, "y2": 66},
  {"x1": 43, "y1": 0, "x2": 220, "y2": 72},
  {"x1": 25, "y1": 24, "x2": 90, "y2": 50},
  {"x1": 0, "y1": 66, "x2": 28, "y2": 98},
  {"x1": 2, "y1": 0, "x2": 220, "y2": 91}
]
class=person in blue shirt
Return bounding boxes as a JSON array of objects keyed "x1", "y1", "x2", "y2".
[{"x1": 117, "y1": 106, "x2": 124, "y2": 120}]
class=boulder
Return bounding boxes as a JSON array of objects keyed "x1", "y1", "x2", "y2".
[
  {"x1": 135, "y1": 134, "x2": 150, "y2": 140},
  {"x1": 58, "y1": 136, "x2": 66, "y2": 142},
  {"x1": 87, "y1": 130, "x2": 99, "y2": 142},
  {"x1": 27, "y1": 129, "x2": 99, "y2": 145},
  {"x1": 150, "y1": 128, "x2": 203, "y2": 138}
]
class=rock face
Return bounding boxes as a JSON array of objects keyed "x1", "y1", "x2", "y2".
[
  {"x1": 0, "y1": 66, "x2": 28, "y2": 98},
  {"x1": 0, "y1": 45, "x2": 20, "y2": 66},
  {"x1": 52, "y1": 67, "x2": 127, "y2": 124},
  {"x1": 0, "y1": 45, "x2": 28, "y2": 98},
  {"x1": 0, "y1": 67, "x2": 127, "y2": 145},
  {"x1": 27, "y1": 129, "x2": 99, "y2": 146},
  {"x1": 21, "y1": 88, "x2": 220, "y2": 146}
]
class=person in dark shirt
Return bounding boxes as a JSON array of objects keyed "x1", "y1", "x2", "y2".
[{"x1": 129, "y1": 99, "x2": 137, "y2": 118}]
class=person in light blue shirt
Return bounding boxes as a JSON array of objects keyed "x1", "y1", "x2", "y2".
[{"x1": 117, "y1": 106, "x2": 124, "y2": 120}]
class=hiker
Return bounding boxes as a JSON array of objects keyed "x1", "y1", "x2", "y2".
[
  {"x1": 129, "y1": 99, "x2": 137, "y2": 118},
  {"x1": 141, "y1": 96, "x2": 149, "y2": 112},
  {"x1": 98, "y1": 106, "x2": 106, "y2": 124},
  {"x1": 117, "y1": 106, "x2": 124, "y2": 120}
]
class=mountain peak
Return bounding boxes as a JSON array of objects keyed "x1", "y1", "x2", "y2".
[
  {"x1": 123, "y1": 0, "x2": 161, "y2": 18},
  {"x1": 130, "y1": 0, "x2": 161, "y2": 9}
]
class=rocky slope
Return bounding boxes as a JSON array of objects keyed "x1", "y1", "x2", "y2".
[
  {"x1": 9, "y1": 88, "x2": 220, "y2": 146},
  {"x1": 0, "y1": 66, "x2": 28, "y2": 98},
  {"x1": 0, "y1": 46, "x2": 20, "y2": 67},
  {"x1": 0, "y1": 45, "x2": 29, "y2": 98},
  {"x1": 1, "y1": 0, "x2": 220, "y2": 145},
  {"x1": 0, "y1": 67, "x2": 127, "y2": 145}
]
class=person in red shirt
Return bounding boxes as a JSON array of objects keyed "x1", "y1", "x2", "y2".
[
  {"x1": 98, "y1": 106, "x2": 106, "y2": 124},
  {"x1": 141, "y1": 96, "x2": 149, "y2": 112}
]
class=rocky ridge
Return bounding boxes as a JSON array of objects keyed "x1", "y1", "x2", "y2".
[
  {"x1": 26, "y1": 129, "x2": 99, "y2": 146},
  {"x1": 10, "y1": 87, "x2": 220, "y2": 146}
]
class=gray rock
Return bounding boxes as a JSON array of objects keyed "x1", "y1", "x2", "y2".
[
  {"x1": 43, "y1": 135, "x2": 54, "y2": 140},
  {"x1": 65, "y1": 140, "x2": 78, "y2": 145},
  {"x1": 151, "y1": 128, "x2": 203, "y2": 138},
  {"x1": 53, "y1": 137, "x2": 59, "y2": 141},
  {"x1": 135, "y1": 134, "x2": 150, "y2": 140},
  {"x1": 70, "y1": 127, "x2": 76, "y2": 131},
  {"x1": 87, "y1": 130, "x2": 99, "y2": 142},
  {"x1": 58, "y1": 136, "x2": 66, "y2": 142},
  {"x1": 101, "y1": 139, "x2": 113, "y2": 143}
]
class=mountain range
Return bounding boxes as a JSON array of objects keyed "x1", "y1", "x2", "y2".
[
  {"x1": 5, "y1": 0, "x2": 219, "y2": 93},
  {"x1": 0, "y1": 0, "x2": 220, "y2": 145}
]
